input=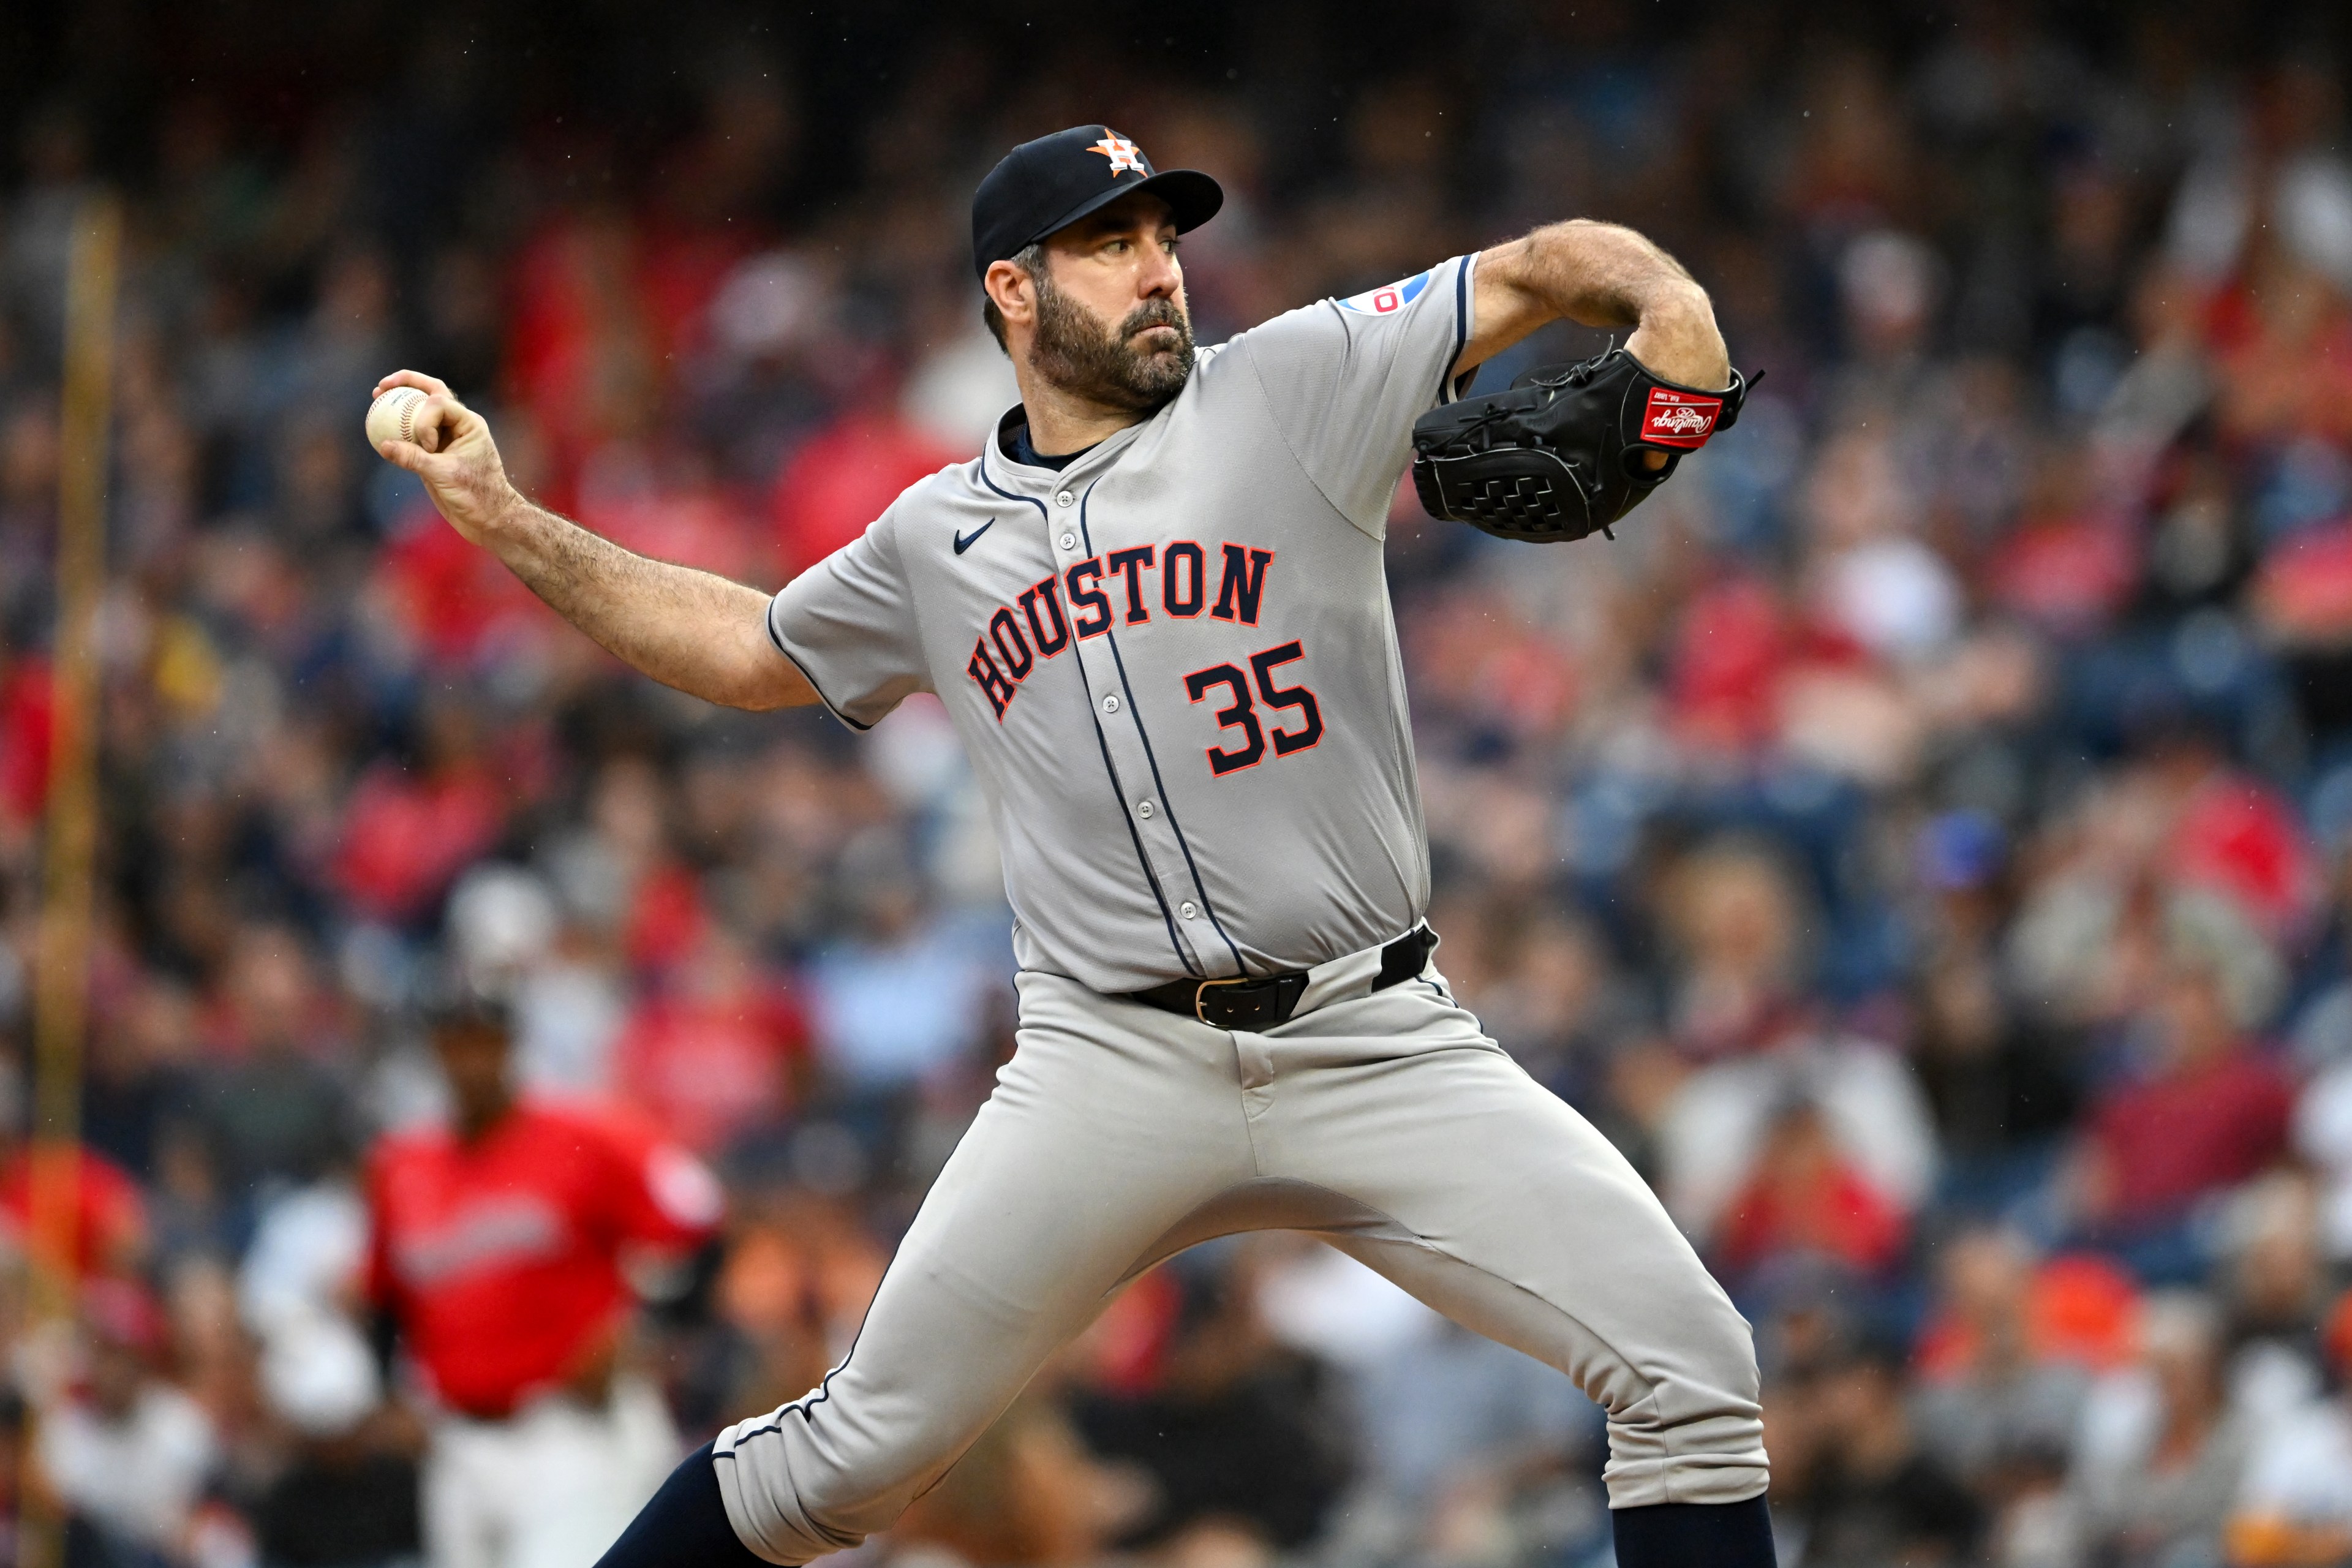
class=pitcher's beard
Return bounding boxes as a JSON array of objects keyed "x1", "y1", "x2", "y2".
[{"x1": 1027, "y1": 277, "x2": 1196, "y2": 414}]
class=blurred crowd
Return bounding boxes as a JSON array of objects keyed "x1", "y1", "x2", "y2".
[{"x1": 7, "y1": 2, "x2": 2352, "y2": 1565}]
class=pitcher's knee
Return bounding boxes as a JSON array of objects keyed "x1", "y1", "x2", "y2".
[
  {"x1": 714, "y1": 1387, "x2": 999, "y2": 1566},
  {"x1": 1601, "y1": 1295, "x2": 1769, "y2": 1509},
  {"x1": 713, "y1": 1408, "x2": 905, "y2": 1564},
  {"x1": 1687, "y1": 1290, "x2": 1764, "y2": 1409}
]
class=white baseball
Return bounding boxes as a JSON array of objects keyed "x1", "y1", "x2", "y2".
[{"x1": 366, "y1": 386, "x2": 434, "y2": 453}]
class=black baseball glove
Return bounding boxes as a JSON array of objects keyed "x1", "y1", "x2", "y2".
[{"x1": 1410, "y1": 347, "x2": 1751, "y2": 543}]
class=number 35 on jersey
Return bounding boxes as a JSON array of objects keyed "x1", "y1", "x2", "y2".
[{"x1": 964, "y1": 535, "x2": 1323, "y2": 777}]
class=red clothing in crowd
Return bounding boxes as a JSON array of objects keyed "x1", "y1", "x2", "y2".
[
  {"x1": 0, "y1": 658, "x2": 54, "y2": 826},
  {"x1": 0, "y1": 1144, "x2": 146, "y2": 1280},
  {"x1": 1913, "y1": 1253, "x2": 2143, "y2": 1382},
  {"x1": 622, "y1": 861, "x2": 711, "y2": 973},
  {"x1": 2255, "y1": 519, "x2": 2352, "y2": 646},
  {"x1": 331, "y1": 762, "x2": 507, "y2": 924},
  {"x1": 613, "y1": 983, "x2": 806, "y2": 1156},
  {"x1": 1665, "y1": 576, "x2": 1872, "y2": 756},
  {"x1": 2166, "y1": 774, "x2": 2321, "y2": 938},
  {"x1": 770, "y1": 412, "x2": 960, "y2": 575},
  {"x1": 365, "y1": 1099, "x2": 723, "y2": 1417},
  {"x1": 377, "y1": 513, "x2": 553, "y2": 667},
  {"x1": 2087, "y1": 1052, "x2": 2295, "y2": 1227},
  {"x1": 1716, "y1": 1155, "x2": 1908, "y2": 1278},
  {"x1": 1984, "y1": 511, "x2": 2138, "y2": 638},
  {"x1": 500, "y1": 217, "x2": 748, "y2": 483}
]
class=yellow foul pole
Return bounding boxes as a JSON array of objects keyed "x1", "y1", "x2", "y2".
[{"x1": 20, "y1": 192, "x2": 121, "y2": 1568}]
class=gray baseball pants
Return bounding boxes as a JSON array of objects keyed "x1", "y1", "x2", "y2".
[{"x1": 713, "y1": 941, "x2": 1768, "y2": 1563}]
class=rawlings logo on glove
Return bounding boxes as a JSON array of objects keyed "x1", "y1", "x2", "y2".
[
  {"x1": 1642, "y1": 389, "x2": 1722, "y2": 445},
  {"x1": 1410, "y1": 347, "x2": 1751, "y2": 543}
]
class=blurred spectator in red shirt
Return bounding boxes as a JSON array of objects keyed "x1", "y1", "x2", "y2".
[
  {"x1": 2076, "y1": 904, "x2": 2297, "y2": 1243},
  {"x1": 2209, "y1": 244, "x2": 2352, "y2": 454},
  {"x1": 366, "y1": 993, "x2": 722, "y2": 1418},
  {"x1": 377, "y1": 507, "x2": 554, "y2": 668},
  {"x1": 612, "y1": 925, "x2": 807, "y2": 1156},
  {"x1": 331, "y1": 691, "x2": 509, "y2": 927},
  {"x1": 367, "y1": 989, "x2": 723, "y2": 1568},
  {"x1": 770, "y1": 408, "x2": 961, "y2": 576},
  {"x1": 1985, "y1": 454, "x2": 2140, "y2": 640},
  {"x1": 0, "y1": 650, "x2": 53, "y2": 836},
  {"x1": 501, "y1": 207, "x2": 745, "y2": 488},
  {"x1": 1717, "y1": 1099, "x2": 1909, "y2": 1281},
  {"x1": 2158, "y1": 737, "x2": 2323, "y2": 943},
  {"x1": 0, "y1": 1060, "x2": 147, "y2": 1281},
  {"x1": 0, "y1": 1147, "x2": 146, "y2": 1283},
  {"x1": 1665, "y1": 576, "x2": 1793, "y2": 757}
]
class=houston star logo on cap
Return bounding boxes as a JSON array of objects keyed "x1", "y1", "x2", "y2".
[
  {"x1": 1088, "y1": 132, "x2": 1146, "y2": 175},
  {"x1": 971, "y1": 125, "x2": 1222, "y2": 281}
]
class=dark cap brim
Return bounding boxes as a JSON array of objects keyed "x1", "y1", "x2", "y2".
[{"x1": 1017, "y1": 167, "x2": 1224, "y2": 256}]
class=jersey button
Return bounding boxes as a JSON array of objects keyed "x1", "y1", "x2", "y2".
[
  {"x1": 1136, "y1": 800, "x2": 1155, "y2": 819},
  {"x1": 1101, "y1": 694, "x2": 1121, "y2": 715},
  {"x1": 1055, "y1": 489, "x2": 1075, "y2": 508},
  {"x1": 1179, "y1": 901, "x2": 1199, "y2": 920},
  {"x1": 1058, "y1": 532, "x2": 1076, "y2": 550}
]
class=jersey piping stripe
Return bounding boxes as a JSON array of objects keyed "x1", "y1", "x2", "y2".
[
  {"x1": 978, "y1": 454, "x2": 1202, "y2": 978},
  {"x1": 974, "y1": 450, "x2": 1050, "y2": 520},
  {"x1": 763, "y1": 598, "x2": 874, "y2": 732},
  {"x1": 716, "y1": 1321, "x2": 858, "y2": 1443},
  {"x1": 1090, "y1": 710, "x2": 1200, "y2": 974},
  {"x1": 1079, "y1": 480, "x2": 1251, "y2": 978},
  {"x1": 1439, "y1": 253, "x2": 1473, "y2": 405}
]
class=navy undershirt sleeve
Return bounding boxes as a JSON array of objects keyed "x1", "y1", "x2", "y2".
[{"x1": 594, "y1": 1443, "x2": 766, "y2": 1568}]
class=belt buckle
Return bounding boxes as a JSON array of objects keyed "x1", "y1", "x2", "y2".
[{"x1": 1193, "y1": 977, "x2": 1255, "y2": 1027}]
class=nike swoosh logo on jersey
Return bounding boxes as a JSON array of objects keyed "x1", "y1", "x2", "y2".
[{"x1": 954, "y1": 519, "x2": 995, "y2": 555}]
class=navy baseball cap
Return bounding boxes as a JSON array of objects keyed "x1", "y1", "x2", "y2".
[{"x1": 972, "y1": 125, "x2": 1223, "y2": 281}]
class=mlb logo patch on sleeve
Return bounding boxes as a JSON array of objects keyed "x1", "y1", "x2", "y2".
[
  {"x1": 1338, "y1": 270, "x2": 1431, "y2": 315},
  {"x1": 1640, "y1": 386, "x2": 1723, "y2": 448}
]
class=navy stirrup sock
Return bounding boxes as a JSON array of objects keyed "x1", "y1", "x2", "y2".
[
  {"x1": 595, "y1": 1442, "x2": 768, "y2": 1568},
  {"x1": 596, "y1": 1445, "x2": 1777, "y2": 1568},
  {"x1": 1610, "y1": 1495, "x2": 1777, "y2": 1568}
]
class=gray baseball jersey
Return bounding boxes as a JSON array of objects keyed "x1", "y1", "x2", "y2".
[
  {"x1": 766, "y1": 254, "x2": 1479, "y2": 993},
  {"x1": 714, "y1": 252, "x2": 1769, "y2": 1567}
]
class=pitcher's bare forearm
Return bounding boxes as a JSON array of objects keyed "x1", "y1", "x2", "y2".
[
  {"x1": 481, "y1": 493, "x2": 810, "y2": 712},
  {"x1": 1458, "y1": 219, "x2": 1729, "y2": 390},
  {"x1": 366, "y1": 369, "x2": 813, "y2": 713}
]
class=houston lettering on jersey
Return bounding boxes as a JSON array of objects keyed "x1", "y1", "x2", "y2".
[{"x1": 968, "y1": 539, "x2": 1275, "y2": 719}]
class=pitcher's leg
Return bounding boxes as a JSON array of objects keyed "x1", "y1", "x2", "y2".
[
  {"x1": 1261, "y1": 982, "x2": 1769, "y2": 1514},
  {"x1": 714, "y1": 974, "x2": 1256, "y2": 1564}
]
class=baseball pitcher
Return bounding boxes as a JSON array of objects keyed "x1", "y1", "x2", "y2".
[{"x1": 373, "y1": 124, "x2": 1771, "y2": 1568}]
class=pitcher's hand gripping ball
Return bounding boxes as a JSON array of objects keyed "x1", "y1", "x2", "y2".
[
  {"x1": 366, "y1": 386, "x2": 436, "y2": 453},
  {"x1": 1411, "y1": 347, "x2": 1751, "y2": 542}
]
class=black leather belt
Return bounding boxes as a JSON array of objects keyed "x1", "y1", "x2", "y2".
[{"x1": 1126, "y1": 925, "x2": 1436, "y2": 1030}]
